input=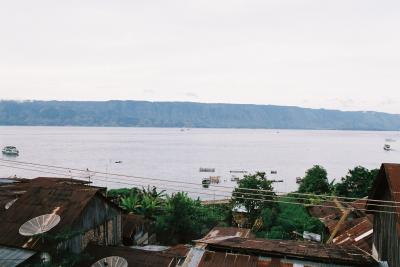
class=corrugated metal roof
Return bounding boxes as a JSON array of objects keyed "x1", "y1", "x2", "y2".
[
  {"x1": 367, "y1": 163, "x2": 400, "y2": 236},
  {"x1": 0, "y1": 246, "x2": 36, "y2": 267},
  {"x1": 200, "y1": 237, "x2": 377, "y2": 266},
  {"x1": 74, "y1": 244, "x2": 178, "y2": 267},
  {"x1": 308, "y1": 198, "x2": 373, "y2": 252},
  {"x1": 333, "y1": 218, "x2": 373, "y2": 252},
  {"x1": 0, "y1": 177, "x2": 119, "y2": 251}
]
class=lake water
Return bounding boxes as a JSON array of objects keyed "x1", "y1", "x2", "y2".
[{"x1": 0, "y1": 126, "x2": 399, "y2": 199}]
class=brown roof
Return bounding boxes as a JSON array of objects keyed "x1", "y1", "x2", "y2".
[
  {"x1": 164, "y1": 244, "x2": 191, "y2": 258},
  {"x1": 367, "y1": 163, "x2": 400, "y2": 236},
  {"x1": 332, "y1": 218, "x2": 373, "y2": 252},
  {"x1": 0, "y1": 178, "x2": 119, "y2": 251},
  {"x1": 197, "y1": 250, "x2": 260, "y2": 267},
  {"x1": 200, "y1": 237, "x2": 377, "y2": 266},
  {"x1": 308, "y1": 198, "x2": 373, "y2": 252},
  {"x1": 74, "y1": 244, "x2": 181, "y2": 267}
]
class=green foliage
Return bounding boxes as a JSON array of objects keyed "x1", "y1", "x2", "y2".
[
  {"x1": 298, "y1": 165, "x2": 331, "y2": 195},
  {"x1": 155, "y1": 192, "x2": 226, "y2": 245},
  {"x1": 334, "y1": 166, "x2": 379, "y2": 198},
  {"x1": 120, "y1": 192, "x2": 141, "y2": 213},
  {"x1": 232, "y1": 172, "x2": 276, "y2": 226},
  {"x1": 107, "y1": 188, "x2": 138, "y2": 198},
  {"x1": 114, "y1": 186, "x2": 165, "y2": 220},
  {"x1": 256, "y1": 197, "x2": 325, "y2": 240}
]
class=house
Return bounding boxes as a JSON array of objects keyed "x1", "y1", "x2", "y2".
[
  {"x1": 366, "y1": 163, "x2": 400, "y2": 267},
  {"x1": 188, "y1": 236, "x2": 377, "y2": 267},
  {"x1": 0, "y1": 177, "x2": 122, "y2": 265}
]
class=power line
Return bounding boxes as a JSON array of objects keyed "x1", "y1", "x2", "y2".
[
  {"x1": 2, "y1": 161, "x2": 399, "y2": 216},
  {"x1": 1, "y1": 159, "x2": 400, "y2": 210},
  {"x1": 0, "y1": 161, "x2": 398, "y2": 214}
]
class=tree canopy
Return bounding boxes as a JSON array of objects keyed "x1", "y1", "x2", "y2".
[
  {"x1": 232, "y1": 172, "x2": 276, "y2": 226},
  {"x1": 334, "y1": 166, "x2": 379, "y2": 198},
  {"x1": 298, "y1": 165, "x2": 331, "y2": 195}
]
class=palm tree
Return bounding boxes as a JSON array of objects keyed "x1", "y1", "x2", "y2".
[{"x1": 120, "y1": 193, "x2": 141, "y2": 213}]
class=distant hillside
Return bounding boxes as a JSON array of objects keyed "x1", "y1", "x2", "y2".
[{"x1": 0, "y1": 100, "x2": 400, "y2": 130}]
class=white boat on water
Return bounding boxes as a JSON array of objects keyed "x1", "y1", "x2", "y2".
[{"x1": 2, "y1": 146, "x2": 19, "y2": 156}]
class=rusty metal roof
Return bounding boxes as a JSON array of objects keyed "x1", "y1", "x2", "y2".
[
  {"x1": 74, "y1": 244, "x2": 180, "y2": 267},
  {"x1": 308, "y1": 198, "x2": 373, "y2": 252},
  {"x1": 200, "y1": 237, "x2": 376, "y2": 266},
  {"x1": 0, "y1": 177, "x2": 118, "y2": 251},
  {"x1": 367, "y1": 163, "x2": 400, "y2": 236},
  {"x1": 332, "y1": 218, "x2": 373, "y2": 252}
]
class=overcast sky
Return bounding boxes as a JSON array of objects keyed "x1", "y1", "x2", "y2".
[{"x1": 1, "y1": 0, "x2": 400, "y2": 113}]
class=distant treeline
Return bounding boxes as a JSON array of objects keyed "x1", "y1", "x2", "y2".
[{"x1": 1, "y1": 100, "x2": 400, "y2": 130}]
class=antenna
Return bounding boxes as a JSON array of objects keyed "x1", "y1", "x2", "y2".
[
  {"x1": 91, "y1": 256, "x2": 128, "y2": 267},
  {"x1": 19, "y1": 214, "x2": 61, "y2": 236}
]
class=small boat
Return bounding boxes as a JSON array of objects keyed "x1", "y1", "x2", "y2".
[
  {"x1": 202, "y1": 178, "x2": 211, "y2": 188},
  {"x1": 2, "y1": 146, "x2": 19, "y2": 156},
  {"x1": 114, "y1": 161, "x2": 122, "y2": 164},
  {"x1": 384, "y1": 144, "x2": 392, "y2": 151}
]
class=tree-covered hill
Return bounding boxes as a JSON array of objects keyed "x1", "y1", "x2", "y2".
[{"x1": 1, "y1": 100, "x2": 400, "y2": 130}]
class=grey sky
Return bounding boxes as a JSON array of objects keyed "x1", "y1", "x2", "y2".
[{"x1": 1, "y1": 0, "x2": 400, "y2": 113}]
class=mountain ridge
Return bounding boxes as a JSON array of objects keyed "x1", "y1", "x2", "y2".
[{"x1": 0, "y1": 100, "x2": 399, "y2": 130}]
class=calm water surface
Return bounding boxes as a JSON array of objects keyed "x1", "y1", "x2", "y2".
[{"x1": 0, "y1": 127, "x2": 399, "y2": 198}]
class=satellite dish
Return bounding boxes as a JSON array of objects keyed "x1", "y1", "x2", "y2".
[
  {"x1": 5, "y1": 198, "x2": 18, "y2": 210},
  {"x1": 91, "y1": 256, "x2": 128, "y2": 267},
  {"x1": 19, "y1": 214, "x2": 61, "y2": 236}
]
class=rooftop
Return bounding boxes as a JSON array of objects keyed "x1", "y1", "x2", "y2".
[
  {"x1": 200, "y1": 237, "x2": 377, "y2": 266},
  {"x1": 0, "y1": 177, "x2": 118, "y2": 251},
  {"x1": 74, "y1": 243, "x2": 186, "y2": 267}
]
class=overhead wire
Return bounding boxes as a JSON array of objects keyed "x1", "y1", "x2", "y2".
[
  {"x1": 1, "y1": 158, "x2": 400, "y2": 209},
  {"x1": 0, "y1": 158, "x2": 396, "y2": 205},
  {"x1": 1, "y1": 161, "x2": 399, "y2": 216}
]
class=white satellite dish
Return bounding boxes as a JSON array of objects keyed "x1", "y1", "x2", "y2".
[
  {"x1": 5, "y1": 198, "x2": 18, "y2": 210},
  {"x1": 19, "y1": 214, "x2": 61, "y2": 236},
  {"x1": 91, "y1": 256, "x2": 128, "y2": 267}
]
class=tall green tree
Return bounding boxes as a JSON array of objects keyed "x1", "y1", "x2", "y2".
[
  {"x1": 335, "y1": 166, "x2": 379, "y2": 198},
  {"x1": 232, "y1": 172, "x2": 276, "y2": 226},
  {"x1": 298, "y1": 165, "x2": 330, "y2": 195},
  {"x1": 155, "y1": 192, "x2": 222, "y2": 245}
]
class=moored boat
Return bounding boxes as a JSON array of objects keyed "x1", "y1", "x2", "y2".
[
  {"x1": 384, "y1": 144, "x2": 391, "y2": 151},
  {"x1": 2, "y1": 146, "x2": 19, "y2": 156}
]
